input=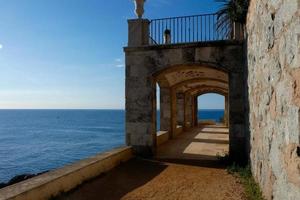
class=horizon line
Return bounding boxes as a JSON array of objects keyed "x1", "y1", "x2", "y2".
[{"x1": 0, "y1": 108, "x2": 225, "y2": 110}]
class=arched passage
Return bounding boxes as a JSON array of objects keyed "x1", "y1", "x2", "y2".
[
  {"x1": 153, "y1": 65, "x2": 229, "y2": 139},
  {"x1": 154, "y1": 66, "x2": 231, "y2": 161},
  {"x1": 125, "y1": 42, "x2": 246, "y2": 162}
]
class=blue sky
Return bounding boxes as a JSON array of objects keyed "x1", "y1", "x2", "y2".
[{"x1": 0, "y1": 0, "x2": 224, "y2": 109}]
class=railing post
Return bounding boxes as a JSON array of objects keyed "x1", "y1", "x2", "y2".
[
  {"x1": 164, "y1": 29, "x2": 171, "y2": 44},
  {"x1": 128, "y1": 19, "x2": 150, "y2": 47},
  {"x1": 233, "y1": 22, "x2": 244, "y2": 40}
]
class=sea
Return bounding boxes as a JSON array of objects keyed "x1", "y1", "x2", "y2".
[{"x1": 0, "y1": 109, "x2": 224, "y2": 183}]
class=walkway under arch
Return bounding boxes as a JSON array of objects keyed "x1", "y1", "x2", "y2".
[
  {"x1": 154, "y1": 64, "x2": 229, "y2": 137},
  {"x1": 156, "y1": 125, "x2": 229, "y2": 162},
  {"x1": 125, "y1": 41, "x2": 247, "y2": 163}
]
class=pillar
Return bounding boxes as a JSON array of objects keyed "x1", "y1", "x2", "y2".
[
  {"x1": 176, "y1": 93, "x2": 185, "y2": 126},
  {"x1": 224, "y1": 95, "x2": 229, "y2": 127},
  {"x1": 184, "y1": 94, "x2": 193, "y2": 130},
  {"x1": 125, "y1": 18, "x2": 156, "y2": 157},
  {"x1": 229, "y1": 72, "x2": 246, "y2": 164},
  {"x1": 125, "y1": 75, "x2": 156, "y2": 157},
  {"x1": 160, "y1": 87, "x2": 171, "y2": 133},
  {"x1": 128, "y1": 19, "x2": 150, "y2": 47},
  {"x1": 170, "y1": 89, "x2": 177, "y2": 138},
  {"x1": 193, "y1": 96, "x2": 198, "y2": 127}
]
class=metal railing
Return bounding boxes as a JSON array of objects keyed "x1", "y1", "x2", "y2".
[{"x1": 149, "y1": 13, "x2": 233, "y2": 45}]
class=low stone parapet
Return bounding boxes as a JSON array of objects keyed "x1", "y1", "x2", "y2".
[
  {"x1": 174, "y1": 125, "x2": 183, "y2": 137},
  {"x1": 157, "y1": 131, "x2": 169, "y2": 146},
  {"x1": 0, "y1": 146, "x2": 133, "y2": 200},
  {"x1": 199, "y1": 120, "x2": 216, "y2": 126}
]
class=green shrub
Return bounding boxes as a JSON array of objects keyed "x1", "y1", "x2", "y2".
[{"x1": 227, "y1": 163, "x2": 265, "y2": 200}]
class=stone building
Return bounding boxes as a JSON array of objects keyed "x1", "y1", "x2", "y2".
[
  {"x1": 125, "y1": 0, "x2": 300, "y2": 199},
  {"x1": 125, "y1": 24, "x2": 246, "y2": 162}
]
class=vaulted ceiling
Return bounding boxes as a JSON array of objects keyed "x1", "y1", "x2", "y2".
[{"x1": 155, "y1": 65, "x2": 228, "y2": 96}]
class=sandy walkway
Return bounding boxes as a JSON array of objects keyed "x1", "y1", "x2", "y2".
[
  {"x1": 57, "y1": 126, "x2": 246, "y2": 200},
  {"x1": 57, "y1": 159, "x2": 245, "y2": 200}
]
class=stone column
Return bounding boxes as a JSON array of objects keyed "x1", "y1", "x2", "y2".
[
  {"x1": 176, "y1": 93, "x2": 185, "y2": 126},
  {"x1": 197, "y1": 97, "x2": 200, "y2": 124},
  {"x1": 224, "y1": 95, "x2": 229, "y2": 127},
  {"x1": 184, "y1": 94, "x2": 193, "y2": 130},
  {"x1": 191, "y1": 96, "x2": 195, "y2": 128},
  {"x1": 128, "y1": 19, "x2": 150, "y2": 47},
  {"x1": 125, "y1": 54, "x2": 156, "y2": 157},
  {"x1": 160, "y1": 87, "x2": 171, "y2": 133},
  {"x1": 170, "y1": 89, "x2": 177, "y2": 138},
  {"x1": 193, "y1": 96, "x2": 199, "y2": 127},
  {"x1": 229, "y1": 72, "x2": 246, "y2": 163}
]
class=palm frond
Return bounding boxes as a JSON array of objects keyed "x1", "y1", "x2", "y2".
[{"x1": 215, "y1": 0, "x2": 249, "y2": 38}]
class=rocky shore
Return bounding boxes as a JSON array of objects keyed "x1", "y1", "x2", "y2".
[{"x1": 0, "y1": 171, "x2": 48, "y2": 189}]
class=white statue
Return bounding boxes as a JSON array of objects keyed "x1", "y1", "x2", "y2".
[{"x1": 134, "y1": 0, "x2": 146, "y2": 19}]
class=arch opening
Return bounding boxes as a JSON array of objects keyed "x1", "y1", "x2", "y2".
[
  {"x1": 153, "y1": 64, "x2": 230, "y2": 140},
  {"x1": 197, "y1": 93, "x2": 227, "y2": 126}
]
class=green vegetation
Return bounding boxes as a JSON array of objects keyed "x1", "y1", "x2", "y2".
[
  {"x1": 216, "y1": 153, "x2": 265, "y2": 200},
  {"x1": 215, "y1": 0, "x2": 249, "y2": 36},
  {"x1": 227, "y1": 163, "x2": 265, "y2": 200},
  {"x1": 216, "y1": 0, "x2": 249, "y2": 24}
]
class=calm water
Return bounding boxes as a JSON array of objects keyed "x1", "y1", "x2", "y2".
[
  {"x1": 198, "y1": 109, "x2": 224, "y2": 122},
  {"x1": 0, "y1": 109, "x2": 223, "y2": 182}
]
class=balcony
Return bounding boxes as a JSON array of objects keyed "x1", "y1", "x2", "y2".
[{"x1": 128, "y1": 13, "x2": 245, "y2": 47}]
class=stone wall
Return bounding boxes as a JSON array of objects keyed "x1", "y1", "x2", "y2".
[
  {"x1": 176, "y1": 93, "x2": 185, "y2": 125},
  {"x1": 247, "y1": 0, "x2": 300, "y2": 199}
]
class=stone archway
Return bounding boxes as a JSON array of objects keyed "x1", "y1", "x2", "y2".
[
  {"x1": 154, "y1": 65, "x2": 228, "y2": 137},
  {"x1": 125, "y1": 42, "x2": 246, "y2": 162},
  {"x1": 189, "y1": 89, "x2": 229, "y2": 127}
]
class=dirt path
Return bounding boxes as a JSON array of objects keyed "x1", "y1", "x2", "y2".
[
  {"x1": 57, "y1": 126, "x2": 246, "y2": 200},
  {"x1": 58, "y1": 158, "x2": 245, "y2": 200}
]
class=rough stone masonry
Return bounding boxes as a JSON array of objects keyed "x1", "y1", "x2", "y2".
[{"x1": 247, "y1": 0, "x2": 300, "y2": 199}]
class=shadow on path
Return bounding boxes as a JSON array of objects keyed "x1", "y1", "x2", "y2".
[
  {"x1": 156, "y1": 125, "x2": 229, "y2": 165},
  {"x1": 56, "y1": 125, "x2": 238, "y2": 200},
  {"x1": 56, "y1": 158, "x2": 167, "y2": 200}
]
